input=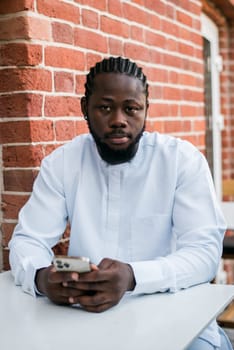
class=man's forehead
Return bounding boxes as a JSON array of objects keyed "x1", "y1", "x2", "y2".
[{"x1": 92, "y1": 72, "x2": 145, "y2": 93}]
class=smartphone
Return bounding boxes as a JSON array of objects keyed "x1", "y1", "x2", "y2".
[{"x1": 53, "y1": 255, "x2": 91, "y2": 273}]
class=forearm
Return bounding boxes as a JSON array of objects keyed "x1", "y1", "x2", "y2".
[
  {"x1": 9, "y1": 238, "x2": 53, "y2": 296},
  {"x1": 129, "y1": 236, "x2": 223, "y2": 295}
]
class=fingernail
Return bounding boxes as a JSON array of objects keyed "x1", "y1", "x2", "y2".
[
  {"x1": 91, "y1": 263, "x2": 99, "y2": 271},
  {"x1": 62, "y1": 282, "x2": 68, "y2": 287},
  {"x1": 69, "y1": 297, "x2": 74, "y2": 304},
  {"x1": 71, "y1": 272, "x2": 79, "y2": 281}
]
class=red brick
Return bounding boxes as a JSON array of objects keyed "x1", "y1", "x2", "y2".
[
  {"x1": 149, "y1": 85, "x2": 163, "y2": 99},
  {"x1": 169, "y1": 104, "x2": 180, "y2": 117},
  {"x1": 75, "y1": 121, "x2": 89, "y2": 135},
  {"x1": 176, "y1": 10, "x2": 193, "y2": 27},
  {"x1": 163, "y1": 53, "x2": 183, "y2": 69},
  {"x1": 108, "y1": 0, "x2": 123, "y2": 17},
  {"x1": 74, "y1": 28, "x2": 108, "y2": 53},
  {"x1": 179, "y1": 74, "x2": 203, "y2": 88},
  {"x1": 166, "y1": 38, "x2": 178, "y2": 52},
  {"x1": 55, "y1": 120, "x2": 76, "y2": 141},
  {"x1": 0, "y1": 0, "x2": 34, "y2": 14},
  {"x1": 149, "y1": 49, "x2": 163, "y2": 65},
  {"x1": 166, "y1": 3, "x2": 175, "y2": 19},
  {"x1": 144, "y1": 29, "x2": 166, "y2": 48},
  {"x1": 124, "y1": 43, "x2": 150, "y2": 62},
  {"x1": 193, "y1": 119, "x2": 206, "y2": 131},
  {"x1": 145, "y1": 119, "x2": 164, "y2": 133},
  {"x1": 0, "y1": 16, "x2": 29, "y2": 40},
  {"x1": 144, "y1": 67, "x2": 168, "y2": 83},
  {"x1": 148, "y1": 103, "x2": 180, "y2": 118},
  {"x1": 101, "y1": 16, "x2": 129, "y2": 38},
  {"x1": 167, "y1": 70, "x2": 177, "y2": 86},
  {"x1": 75, "y1": 0, "x2": 106, "y2": 11},
  {"x1": 178, "y1": 42, "x2": 194, "y2": 56},
  {"x1": 186, "y1": 61, "x2": 203, "y2": 75},
  {"x1": 163, "y1": 86, "x2": 182, "y2": 100},
  {"x1": 161, "y1": 19, "x2": 179, "y2": 37},
  {"x1": 180, "y1": 105, "x2": 204, "y2": 117},
  {"x1": 164, "y1": 120, "x2": 190, "y2": 133},
  {"x1": 0, "y1": 43, "x2": 42, "y2": 66},
  {"x1": 3, "y1": 249, "x2": 10, "y2": 271},
  {"x1": 27, "y1": 16, "x2": 51, "y2": 41},
  {"x1": 75, "y1": 74, "x2": 86, "y2": 95},
  {"x1": 3, "y1": 145, "x2": 44, "y2": 168},
  {"x1": 45, "y1": 47, "x2": 85, "y2": 70},
  {"x1": 148, "y1": 13, "x2": 161, "y2": 31},
  {"x1": 0, "y1": 68, "x2": 52, "y2": 93},
  {"x1": 0, "y1": 94, "x2": 43, "y2": 118},
  {"x1": 52, "y1": 22, "x2": 73, "y2": 44},
  {"x1": 132, "y1": 0, "x2": 145, "y2": 5},
  {"x1": 2, "y1": 194, "x2": 29, "y2": 220},
  {"x1": 85, "y1": 53, "x2": 103, "y2": 71},
  {"x1": 1, "y1": 120, "x2": 54, "y2": 143},
  {"x1": 37, "y1": 0, "x2": 80, "y2": 23},
  {"x1": 189, "y1": 1, "x2": 201, "y2": 16},
  {"x1": 44, "y1": 144, "x2": 63, "y2": 156},
  {"x1": 123, "y1": 3, "x2": 149, "y2": 26},
  {"x1": 131, "y1": 26, "x2": 144, "y2": 42},
  {"x1": 148, "y1": 103, "x2": 170, "y2": 118},
  {"x1": 1, "y1": 223, "x2": 16, "y2": 248},
  {"x1": 3, "y1": 169, "x2": 38, "y2": 192},
  {"x1": 45, "y1": 96, "x2": 81, "y2": 117},
  {"x1": 30, "y1": 120, "x2": 54, "y2": 142},
  {"x1": 81, "y1": 9, "x2": 99, "y2": 29},
  {"x1": 1, "y1": 121, "x2": 31, "y2": 143},
  {"x1": 54, "y1": 72, "x2": 74, "y2": 93},
  {"x1": 182, "y1": 89, "x2": 203, "y2": 103},
  {"x1": 144, "y1": 0, "x2": 166, "y2": 15},
  {"x1": 108, "y1": 38, "x2": 124, "y2": 56}
]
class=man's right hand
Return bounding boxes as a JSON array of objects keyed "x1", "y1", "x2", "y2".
[{"x1": 35, "y1": 265, "x2": 83, "y2": 305}]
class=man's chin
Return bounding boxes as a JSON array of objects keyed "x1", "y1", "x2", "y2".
[{"x1": 97, "y1": 142, "x2": 138, "y2": 164}]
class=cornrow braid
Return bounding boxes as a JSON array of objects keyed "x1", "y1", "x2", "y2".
[{"x1": 84, "y1": 56, "x2": 148, "y2": 100}]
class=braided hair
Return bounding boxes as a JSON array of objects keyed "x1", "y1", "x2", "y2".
[{"x1": 84, "y1": 56, "x2": 148, "y2": 100}]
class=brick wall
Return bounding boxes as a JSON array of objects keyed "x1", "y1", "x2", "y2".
[{"x1": 0, "y1": 0, "x2": 233, "y2": 270}]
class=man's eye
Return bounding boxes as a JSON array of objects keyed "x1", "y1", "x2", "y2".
[
  {"x1": 99, "y1": 105, "x2": 111, "y2": 112},
  {"x1": 125, "y1": 106, "x2": 139, "y2": 113}
]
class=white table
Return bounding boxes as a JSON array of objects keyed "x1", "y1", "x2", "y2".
[{"x1": 1, "y1": 271, "x2": 234, "y2": 350}]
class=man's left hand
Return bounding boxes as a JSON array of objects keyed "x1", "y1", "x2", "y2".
[{"x1": 65, "y1": 258, "x2": 136, "y2": 312}]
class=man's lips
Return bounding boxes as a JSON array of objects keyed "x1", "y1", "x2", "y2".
[
  {"x1": 105, "y1": 133, "x2": 130, "y2": 145},
  {"x1": 108, "y1": 136, "x2": 129, "y2": 144}
]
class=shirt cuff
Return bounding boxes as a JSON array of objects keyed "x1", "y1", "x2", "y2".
[
  {"x1": 17, "y1": 256, "x2": 51, "y2": 297},
  {"x1": 129, "y1": 258, "x2": 176, "y2": 295}
]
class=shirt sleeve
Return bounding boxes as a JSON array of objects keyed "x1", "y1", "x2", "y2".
[
  {"x1": 129, "y1": 144, "x2": 226, "y2": 295},
  {"x1": 8, "y1": 147, "x2": 68, "y2": 296}
]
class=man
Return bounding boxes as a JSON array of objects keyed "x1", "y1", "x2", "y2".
[{"x1": 9, "y1": 56, "x2": 232, "y2": 349}]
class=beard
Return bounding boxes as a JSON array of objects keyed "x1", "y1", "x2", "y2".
[{"x1": 87, "y1": 119, "x2": 145, "y2": 165}]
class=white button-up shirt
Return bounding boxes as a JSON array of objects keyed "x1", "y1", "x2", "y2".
[{"x1": 9, "y1": 132, "x2": 226, "y2": 346}]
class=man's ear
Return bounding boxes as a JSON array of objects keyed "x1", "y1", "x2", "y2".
[{"x1": 80, "y1": 96, "x2": 88, "y2": 116}]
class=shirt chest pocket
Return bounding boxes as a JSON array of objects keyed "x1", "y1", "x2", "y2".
[{"x1": 130, "y1": 215, "x2": 172, "y2": 260}]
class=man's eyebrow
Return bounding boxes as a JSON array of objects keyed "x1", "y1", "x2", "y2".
[
  {"x1": 98, "y1": 97, "x2": 144, "y2": 104},
  {"x1": 99, "y1": 97, "x2": 114, "y2": 102},
  {"x1": 124, "y1": 98, "x2": 143, "y2": 103}
]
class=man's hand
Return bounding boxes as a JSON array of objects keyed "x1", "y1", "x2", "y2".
[
  {"x1": 35, "y1": 258, "x2": 136, "y2": 312},
  {"x1": 35, "y1": 265, "x2": 83, "y2": 305},
  {"x1": 66, "y1": 258, "x2": 136, "y2": 313}
]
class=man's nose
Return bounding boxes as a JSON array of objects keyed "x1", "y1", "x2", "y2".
[{"x1": 109, "y1": 109, "x2": 127, "y2": 128}]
